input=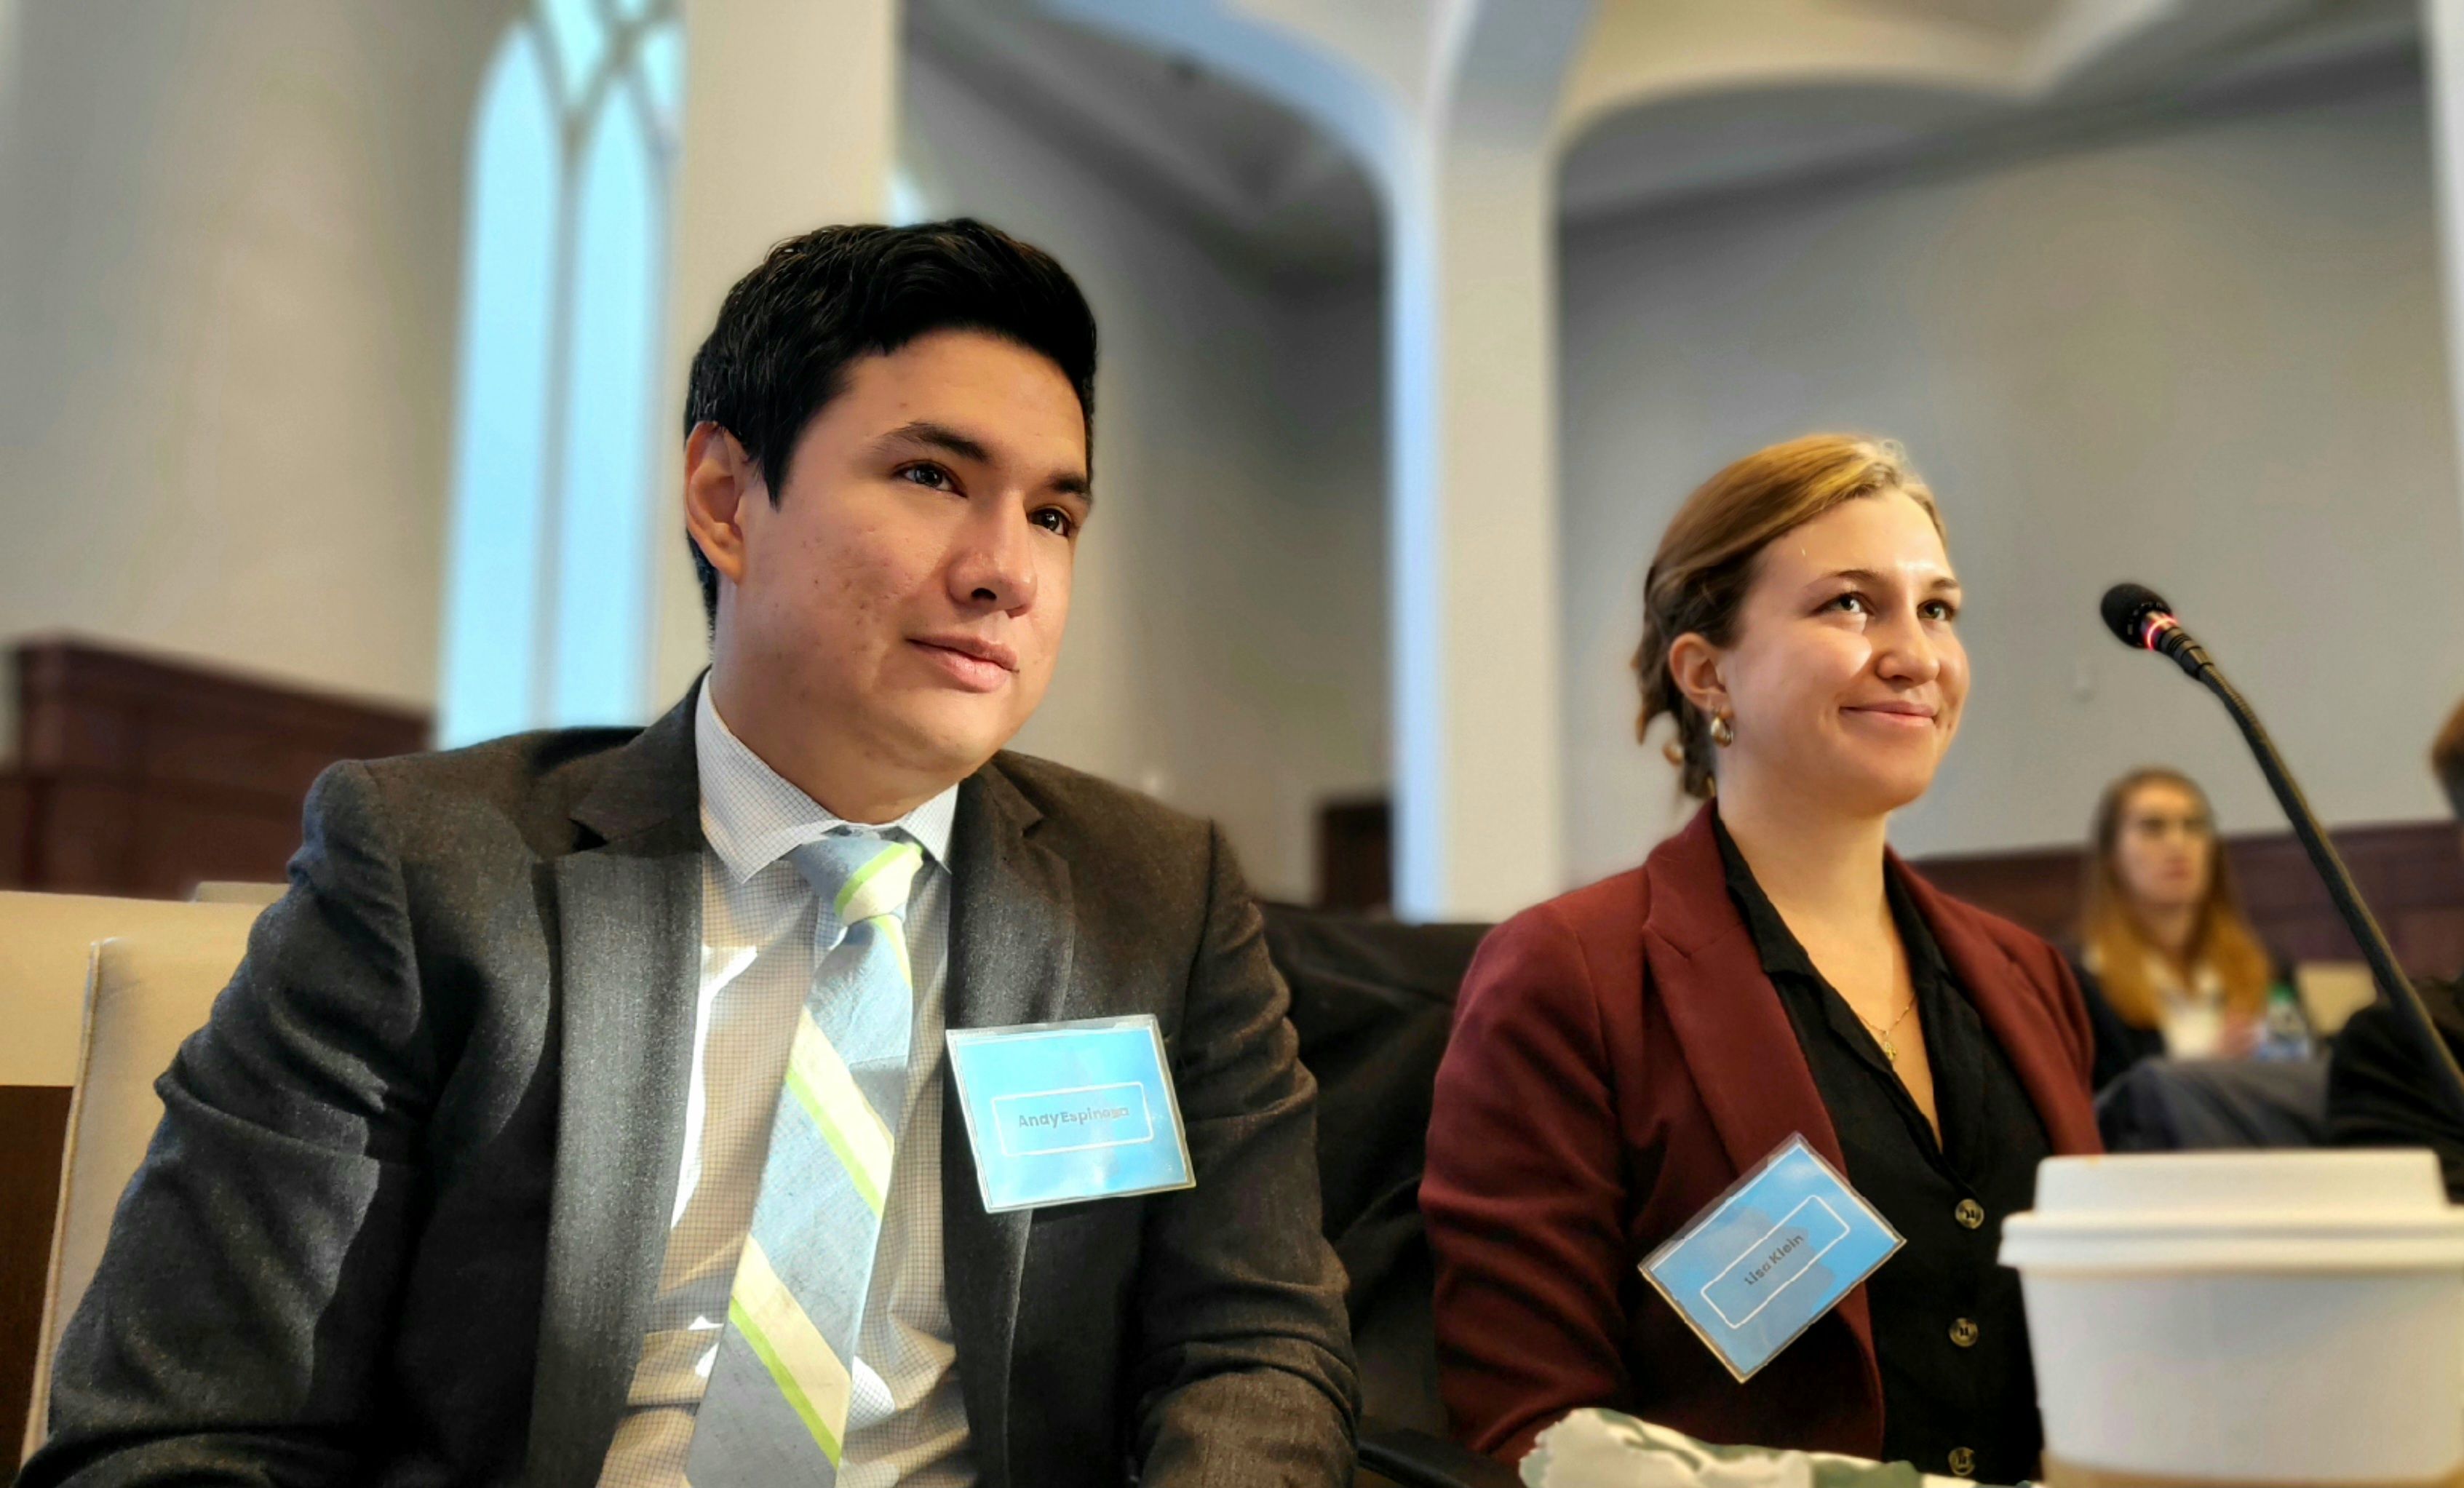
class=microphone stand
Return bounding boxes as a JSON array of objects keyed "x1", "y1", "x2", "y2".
[{"x1": 2154, "y1": 629, "x2": 2464, "y2": 1130}]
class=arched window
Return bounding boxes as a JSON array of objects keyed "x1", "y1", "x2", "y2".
[{"x1": 440, "y1": 0, "x2": 683, "y2": 746}]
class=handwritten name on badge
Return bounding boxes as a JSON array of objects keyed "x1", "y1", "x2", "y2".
[
  {"x1": 1701, "y1": 1195, "x2": 1852, "y2": 1329},
  {"x1": 1641, "y1": 1135, "x2": 1902, "y2": 1382},
  {"x1": 947, "y1": 1016, "x2": 1194, "y2": 1213}
]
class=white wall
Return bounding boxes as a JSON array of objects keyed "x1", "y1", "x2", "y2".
[
  {"x1": 1560, "y1": 76, "x2": 2464, "y2": 886},
  {"x1": 0, "y1": 1, "x2": 513, "y2": 753},
  {"x1": 901, "y1": 52, "x2": 1388, "y2": 899}
]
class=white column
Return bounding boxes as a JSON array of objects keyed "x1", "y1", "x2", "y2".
[
  {"x1": 648, "y1": 0, "x2": 900, "y2": 706},
  {"x1": 1387, "y1": 0, "x2": 1593, "y2": 921},
  {"x1": 1386, "y1": 148, "x2": 1568, "y2": 920},
  {"x1": 2425, "y1": 0, "x2": 2464, "y2": 546}
]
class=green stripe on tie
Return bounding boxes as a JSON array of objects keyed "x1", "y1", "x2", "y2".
[
  {"x1": 728, "y1": 1295, "x2": 844, "y2": 1466},
  {"x1": 783, "y1": 1060, "x2": 886, "y2": 1215},
  {"x1": 834, "y1": 840, "x2": 921, "y2": 921}
]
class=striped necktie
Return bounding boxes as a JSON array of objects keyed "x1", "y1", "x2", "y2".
[{"x1": 684, "y1": 829, "x2": 926, "y2": 1487}]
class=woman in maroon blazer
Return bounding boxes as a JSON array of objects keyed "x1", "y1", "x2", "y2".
[{"x1": 1422, "y1": 435, "x2": 2099, "y2": 1482}]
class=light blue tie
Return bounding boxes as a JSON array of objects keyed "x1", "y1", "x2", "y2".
[{"x1": 684, "y1": 829, "x2": 924, "y2": 1487}]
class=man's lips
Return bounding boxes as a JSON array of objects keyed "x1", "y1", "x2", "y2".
[{"x1": 910, "y1": 634, "x2": 1019, "y2": 693}]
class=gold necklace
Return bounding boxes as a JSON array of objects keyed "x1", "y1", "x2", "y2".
[{"x1": 1851, "y1": 996, "x2": 1920, "y2": 1065}]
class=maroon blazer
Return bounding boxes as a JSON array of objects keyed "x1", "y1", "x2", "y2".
[{"x1": 1420, "y1": 805, "x2": 2100, "y2": 1464}]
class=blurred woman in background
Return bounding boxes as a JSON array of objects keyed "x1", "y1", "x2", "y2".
[{"x1": 2076, "y1": 768, "x2": 2286, "y2": 1087}]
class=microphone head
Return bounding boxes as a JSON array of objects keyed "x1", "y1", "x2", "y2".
[{"x1": 2101, "y1": 583, "x2": 2173, "y2": 649}]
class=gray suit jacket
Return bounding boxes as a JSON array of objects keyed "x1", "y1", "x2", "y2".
[{"x1": 25, "y1": 688, "x2": 1359, "y2": 1487}]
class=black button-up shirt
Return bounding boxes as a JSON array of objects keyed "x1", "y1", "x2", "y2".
[{"x1": 1713, "y1": 815, "x2": 2051, "y2": 1482}]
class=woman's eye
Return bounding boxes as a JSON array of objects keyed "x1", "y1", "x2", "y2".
[
  {"x1": 1031, "y1": 507, "x2": 1077, "y2": 538},
  {"x1": 1923, "y1": 600, "x2": 1959, "y2": 622},
  {"x1": 897, "y1": 463, "x2": 955, "y2": 491},
  {"x1": 1826, "y1": 592, "x2": 1869, "y2": 615}
]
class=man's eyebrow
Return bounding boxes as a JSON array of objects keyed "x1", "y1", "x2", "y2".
[
  {"x1": 878, "y1": 420, "x2": 993, "y2": 466},
  {"x1": 878, "y1": 418, "x2": 1092, "y2": 502}
]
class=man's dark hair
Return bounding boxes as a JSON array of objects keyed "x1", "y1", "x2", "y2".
[{"x1": 682, "y1": 218, "x2": 1098, "y2": 624}]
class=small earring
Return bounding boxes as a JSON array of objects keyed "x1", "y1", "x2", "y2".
[{"x1": 1709, "y1": 712, "x2": 1735, "y2": 748}]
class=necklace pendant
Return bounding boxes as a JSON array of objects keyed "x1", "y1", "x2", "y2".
[{"x1": 1882, "y1": 1039, "x2": 1898, "y2": 1065}]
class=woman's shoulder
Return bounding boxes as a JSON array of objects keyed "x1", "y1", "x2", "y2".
[
  {"x1": 1496, "y1": 865, "x2": 1652, "y2": 942},
  {"x1": 1463, "y1": 867, "x2": 1651, "y2": 1000}
]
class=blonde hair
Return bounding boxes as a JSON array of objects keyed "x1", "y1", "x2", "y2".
[
  {"x1": 1634, "y1": 434, "x2": 1944, "y2": 798},
  {"x1": 2082, "y1": 768, "x2": 2273, "y2": 1029}
]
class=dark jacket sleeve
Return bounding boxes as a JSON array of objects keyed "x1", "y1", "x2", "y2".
[
  {"x1": 2067, "y1": 954, "x2": 2161, "y2": 1091},
  {"x1": 23, "y1": 763, "x2": 440, "y2": 1487},
  {"x1": 1420, "y1": 904, "x2": 1632, "y2": 1464},
  {"x1": 2328, "y1": 977, "x2": 2464, "y2": 1198},
  {"x1": 1129, "y1": 823, "x2": 1360, "y2": 1486}
]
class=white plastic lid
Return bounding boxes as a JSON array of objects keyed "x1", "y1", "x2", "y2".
[{"x1": 2000, "y1": 1150, "x2": 2464, "y2": 1273}]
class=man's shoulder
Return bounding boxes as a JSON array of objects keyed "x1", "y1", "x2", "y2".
[
  {"x1": 982, "y1": 750, "x2": 1215, "y2": 858},
  {"x1": 334, "y1": 723, "x2": 650, "y2": 854}
]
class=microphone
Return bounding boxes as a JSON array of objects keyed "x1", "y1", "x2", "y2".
[
  {"x1": 2099, "y1": 582, "x2": 2211, "y2": 678},
  {"x1": 2099, "y1": 583, "x2": 2464, "y2": 1129}
]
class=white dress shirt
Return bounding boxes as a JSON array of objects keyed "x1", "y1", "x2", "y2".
[{"x1": 595, "y1": 689, "x2": 976, "y2": 1487}]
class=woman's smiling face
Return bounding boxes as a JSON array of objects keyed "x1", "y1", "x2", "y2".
[{"x1": 1704, "y1": 490, "x2": 1968, "y2": 816}]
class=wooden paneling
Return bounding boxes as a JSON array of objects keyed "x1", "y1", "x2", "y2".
[
  {"x1": 2, "y1": 639, "x2": 429, "y2": 897},
  {"x1": 1316, "y1": 797, "x2": 1392, "y2": 912},
  {"x1": 0, "y1": 776, "x2": 25, "y2": 888},
  {"x1": 1, "y1": 1086, "x2": 71, "y2": 1457},
  {"x1": 1915, "y1": 820, "x2": 2464, "y2": 977}
]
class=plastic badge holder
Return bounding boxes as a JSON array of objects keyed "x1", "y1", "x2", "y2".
[
  {"x1": 945, "y1": 1014, "x2": 1196, "y2": 1213},
  {"x1": 1640, "y1": 1134, "x2": 1904, "y2": 1382}
]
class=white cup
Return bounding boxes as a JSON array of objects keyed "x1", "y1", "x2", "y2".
[{"x1": 2001, "y1": 1150, "x2": 2464, "y2": 1487}]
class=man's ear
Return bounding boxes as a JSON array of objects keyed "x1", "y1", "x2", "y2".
[
  {"x1": 1666, "y1": 632, "x2": 1730, "y2": 721},
  {"x1": 684, "y1": 422, "x2": 760, "y2": 589}
]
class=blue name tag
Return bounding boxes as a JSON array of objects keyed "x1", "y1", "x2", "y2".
[
  {"x1": 945, "y1": 1015, "x2": 1195, "y2": 1212},
  {"x1": 1640, "y1": 1135, "x2": 1902, "y2": 1382}
]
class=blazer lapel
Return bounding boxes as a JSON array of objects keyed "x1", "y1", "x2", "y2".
[
  {"x1": 1895, "y1": 861, "x2": 2102, "y2": 1156},
  {"x1": 524, "y1": 692, "x2": 705, "y2": 1487},
  {"x1": 1642, "y1": 805, "x2": 1878, "y2": 1378},
  {"x1": 939, "y1": 757, "x2": 1076, "y2": 1488},
  {"x1": 1644, "y1": 806, "x2": 1851, "y2": 1177}
]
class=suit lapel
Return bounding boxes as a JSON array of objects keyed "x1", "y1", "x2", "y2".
[
  {"x1": 1642, "y1": 805, "x2": 1878, "y2": 1380},
  {"x1": 524, "y1": 693, "x2": 705, "y2": 1487},
  {"x1": 939, "y1": 757, "x2": 1075, "y2": 1488}
]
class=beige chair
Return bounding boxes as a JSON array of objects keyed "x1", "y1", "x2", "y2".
[
  {"x1": 190, "y1": 881, "x2": 287, "y2": 908},
  {"x1": 0, "y1": 892, "x2": 269, "y2": 1089},
  {"x1": 15, "y1": 899, "x2": 262, "y2": 1463},
  {"x1": 2294, "y1": 960, "x2": 2380, "y2": 1039}
]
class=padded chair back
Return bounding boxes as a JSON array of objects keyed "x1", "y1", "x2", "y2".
[
  {"x1": 2296, "y1": 960, "x2": 2377, "y2": 1038},
  {"x1": 1266, "y1": 904, "x2": 1490, "y2": 1433},
  {"x1": 20, "y1": 899, "x2": 262, "y2": 1461},
  {"x1": 0, "y1": 892, "x2": 263, "y2": 1088}
]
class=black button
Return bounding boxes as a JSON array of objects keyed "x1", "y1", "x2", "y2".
[
  {"x1": 1955, "y1": 1198, "x2": 1984, "y2": 1229},
  {"x1": 1948, "y1": 1446, "x2": 1976, "y2": 1476},
  {"x1": 1950, "y1": 1316, "x2": 1979, "y2": 1348}
]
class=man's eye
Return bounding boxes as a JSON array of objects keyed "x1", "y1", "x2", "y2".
[
  {"x1": 1923, "y1": 600, "x2": 1959, "y2": 621},
  {"x1": 1031, "y1": 507, "x2": 1077, "y2": 538},
  {"x1": 897, "y1": 463, "x2": 955, "y2": 490}
]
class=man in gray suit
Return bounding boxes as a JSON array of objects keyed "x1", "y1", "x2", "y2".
[{"x1": 28, "y1": 220, "x2": 1358, "y2": 1487}]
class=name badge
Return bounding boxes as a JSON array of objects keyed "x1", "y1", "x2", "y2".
[
  {"x1": 1640, "y1": 1134, "x2": 1902, "y2": 1382},
  {"x1": 945, "y1": 1014, "x2": 1196, "y2": 1213}
]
